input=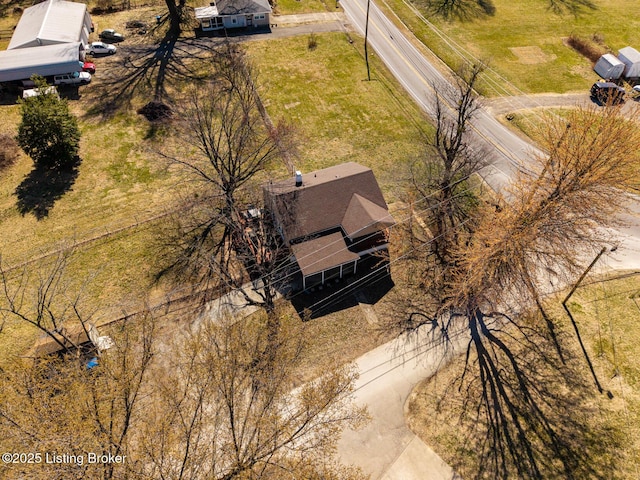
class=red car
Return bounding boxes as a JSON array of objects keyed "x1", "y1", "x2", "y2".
[{"x1": 82, "y1": 61, "x2": 96, "y2": 74}]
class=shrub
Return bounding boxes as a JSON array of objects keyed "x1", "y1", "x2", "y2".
[
  {"x1": 308, "y1": 32, "x2": 318, "y2": 51},
  {"x1": 0, "y1": 134, "x2": 19, "y2": 171},
  {"x1": 567, "y1": 34, "x2": 607, "y2": 63},
  {"x1": 17, "y1": 76, "x2": 80, "y2": 168}
]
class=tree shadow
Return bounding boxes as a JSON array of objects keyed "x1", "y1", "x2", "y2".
[
  {"x1": 432, "y1": 307, "x2": 622, "y2": 479},
  {"x1": 548, "y1": 0, "x2": 596, "y2": 16},
  {"x1": 15, "y1": 156, "x2": 81, "y2": 219},
  {"x1": 83, "y1": 29, "x2": 235, "y2": 119},
  {"x1": 422, "y1": 0, "x2": 496, "y2": 21}
]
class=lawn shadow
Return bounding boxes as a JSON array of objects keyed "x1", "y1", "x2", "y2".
[
  {"x1": 424, "y1": 0, "x2": 495, "y2": 21},
  {"x1": 15, "y1": 156, "x2": 81, "y2": 220},
  {"x1": 437, "y1": 308, "x2": 622, "y2": 479}
]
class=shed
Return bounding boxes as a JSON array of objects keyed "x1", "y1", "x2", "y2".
[
  {"x1": 618, "y1": 46, "x2": 640, "y2": 79},
  {"x1": 8, "y1": 0, "x2": 92, "y2": 50},
  {"x1": 593, "y1": 54, "x2": 625, "y2": 80}
]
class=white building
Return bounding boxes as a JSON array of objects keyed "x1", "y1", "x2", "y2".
[
  {"x1": 8, "y1": 0, "x2": 92, "y2": 50},
  {"x1": 195, "y1": 0, "x2": 271, "y2": 32}
]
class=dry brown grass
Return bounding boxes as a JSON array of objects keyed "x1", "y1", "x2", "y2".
[{"x1": 406, "y1": 272, "x2": 640, "y2": 478}]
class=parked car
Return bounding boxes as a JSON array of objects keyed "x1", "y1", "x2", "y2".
[
  {"x1": 87, "y1": 42, "x2": 117, "y2": 55},
  {"x1": 54, "y1": 71, "x2": 91, "y2": 86},
  {"x1": 81, "y1": 61, "x2": 96, "y2": 74},
  {"x1": 22, "y1": 86, "x2": 59, "y2": 99},
  {"x1": 99, "y1": 29, "x2": 124, "y2": 42},
  {"x1": 590, "y1": 81, "x2": 625, "y2": 105}
]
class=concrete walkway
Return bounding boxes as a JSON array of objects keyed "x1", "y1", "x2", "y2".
[{"x1": 272, "y1": 12, "x2": 347, "y2": 26}]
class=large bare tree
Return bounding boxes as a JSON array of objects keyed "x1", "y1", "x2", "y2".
[
  {"x1": 0, "y1": 310, "x2": 156, "y2": 480},
  {"x1": 403, "y1": 63, "x2": 487, "y2": 317},
  {"x1": 395, "y1": 79, "x2": 640, "y2": 477},
  {"x1": 158, "y1": 46, "x2": 292, "y2": 329},
  {"x1": 132, "y1": 310, "x2": 367, "y2": 480}
]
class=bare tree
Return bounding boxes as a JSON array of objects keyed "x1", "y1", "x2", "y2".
[
  {"x1": 136, "y1": 310, "x2": 367, "y2": 480},
  {"x1": 163, "y1": 0, "x2": 189, "y2": 34},
  {"x1": 0, "y1": 310, "x2": 156, "y2": 480},
  {"x1": 157, "y1": 47, "x2": 293, "y2": 328},
  {"x1": 396, "y1": 94, "x2": 640, "y2": 477},
  {"x1": 402, "y1": 62, "x2": 487, "y2": 316},
  {"x1": 0, "y1": 251, "x2": 90, "y2": 353}
]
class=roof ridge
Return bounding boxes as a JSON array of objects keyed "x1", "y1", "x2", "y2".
[{"x1": 37, "y1": 0, "x2": 56, "y2": 45}]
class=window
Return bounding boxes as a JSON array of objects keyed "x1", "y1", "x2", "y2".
[
  {"x1": 254, "y1": 14, "x2": 265, "y2": 19},
  {"x1": 232, "y1": 18, "x2": 237, "y2": 23}
]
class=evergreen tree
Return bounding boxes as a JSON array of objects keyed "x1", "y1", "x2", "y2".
[{"x1": 17, "y1": 76, "x2": 80, "y2": 168}]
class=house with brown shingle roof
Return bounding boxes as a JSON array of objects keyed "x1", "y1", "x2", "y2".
[{"x1": 263, "y1": 162, "x2": 394, "y2": 290}]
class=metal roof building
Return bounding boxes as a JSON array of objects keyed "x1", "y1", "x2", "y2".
[
  {"x1": 0, "y1": 42, "x2": 83, "y2": 82},
  {"x1": 8, "y1": 0, "x2": 92, "y2": 50}
]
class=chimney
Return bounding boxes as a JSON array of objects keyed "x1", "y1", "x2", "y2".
[{"x1": 295, "y1": 170, "x2": 302, "y2": 187}]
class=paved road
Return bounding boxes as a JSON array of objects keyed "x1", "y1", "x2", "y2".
[{"x1": 340, "y1": 0, "x2": 537, "y2": 191}]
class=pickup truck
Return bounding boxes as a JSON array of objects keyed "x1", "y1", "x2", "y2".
[{"x1": 53, "y1": 71, "x2": 91, "y2": 86}]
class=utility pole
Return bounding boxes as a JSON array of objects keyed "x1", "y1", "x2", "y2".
[
  {"x1": 364, "y1": 0, "x2": 371, "y2": 81},
  {"x1": 562, "y1": 246, "x2": 613, "y2": 398}
]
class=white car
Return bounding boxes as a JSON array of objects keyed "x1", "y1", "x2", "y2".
[
  {"x1": 87, "y1": 41, "x2": 117, "y2": 55},
  {"x1": 22, "y1": 86, "x2": 59, "y2": 99}
]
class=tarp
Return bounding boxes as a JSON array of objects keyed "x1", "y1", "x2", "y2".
[
  {"x1": 593, "y1": 53, "x2": 624, "y2": 80},
  {"x1": 0, "y1": 42, "x2": 81, "y2": 83},
  {"x1": 618, "y1": 46, "x2": 640, "y2": 79}
]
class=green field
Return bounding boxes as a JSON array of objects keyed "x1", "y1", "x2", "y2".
[
  {"x1": 382, "y1": 0, "x2": 640, "y2": 95},
  {"x1": 247, "y1": 32, "x2": 430, "y2": 198}
]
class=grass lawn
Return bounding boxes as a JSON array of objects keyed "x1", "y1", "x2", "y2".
[
  {"x1": 381, "y1": 0, "x2": 640, "y2": 95},
  {"x1": 247, "y1": 32, "x2": 431, "y2": 199},
  {"x1": 406, "y1": 272, "x2": 640, "y2": 478},
  {"x1": 0, "y1": 29, "x2": 428, "y2": 363},
  {"x1": 273, "y1": 0, "x2": 334, "y2": 15}
]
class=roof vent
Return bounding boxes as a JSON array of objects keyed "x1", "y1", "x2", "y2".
[{"x1": 295, "y1": 170, "x2": 302, "y2": 187}]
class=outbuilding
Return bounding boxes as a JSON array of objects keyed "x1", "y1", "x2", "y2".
[
  {"x1": 618, "y1": 46, "x2": 640, "y2": 80},
  {"x1": 8, "y1": 0, "x2": 92, "y2": 50},
  {"x1": 0, "y1": 42, "x2": 83, "y2": 83},
  {"x1": 593, "y1": 53, "x2": 625, "y2": 80}
]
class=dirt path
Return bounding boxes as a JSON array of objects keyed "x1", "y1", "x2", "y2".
[{"x1": 484, "y1": 91, "x2": 640, "y2": 118}]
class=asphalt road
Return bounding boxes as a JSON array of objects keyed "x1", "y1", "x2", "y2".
[{"x1": 340, "y1": 0, "x2": 538, "y2": 192}]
